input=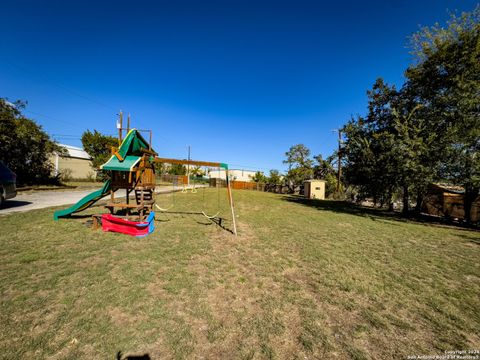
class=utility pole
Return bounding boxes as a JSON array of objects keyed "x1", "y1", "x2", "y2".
[
  {"x1": 187, "y1": 145, "x2": 191, "y2": 187},
  {"x1": 117, "y1": 111, "x2": 123, "y2": 145},
  {"x1": 337, "y1": 129, "x2": 342, "y2": 192},
  {"x1": 332, "y1": 129, "x2": 342, "y2": 192}
]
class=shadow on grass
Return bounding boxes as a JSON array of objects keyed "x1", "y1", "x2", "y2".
[
  {"x1": 117, "y1": 351, "x2": 151, "y2": 360},
  {"x1": 160, "y1": 211, "x2": 235, "y2": 235},
  {"x1": 197, "y1": 215, "x2": 235, "y2": 235},
  {"x1": 281, "y1": 195, "x2": 480, "y2": 233},
  {"x1": 456, "y1": 233, "x2": 480, "y2": 245},
  {"x1": 0, "y1": 200, "x2": 32, "y2": 209},
  {"x1": 63, "y1": 211, "x2": 234, "y2": 234},
  {"x1": 67, "y1": 214, "x2": 95, "y2": 219}
]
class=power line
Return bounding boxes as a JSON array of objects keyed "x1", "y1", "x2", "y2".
[
  {"x1": 2, "y1": 59, "x2": 118, "y2": 112},
  {"x1": 24, "y1": 109, "x2": 79, "y2": 127}
]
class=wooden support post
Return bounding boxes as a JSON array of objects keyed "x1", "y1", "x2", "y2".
[
  {"x1": 127, "y1": 113, "x2": 131, "y2": 132},
  {"x1": 110, "y1": 189, "x2": 115, "y2": 214},
  {"x1": 92, "y1": 215, "x2": 102, "y2": 230},
  {"x1": 140, "y1": 189, "x2": 145, "y2": 221},
  {"x1": 154, "y1": 157, "x2": 225, "y2": 169},
  {"x1": 226, "y1": 169, "x2": 237, "y2": 236}
]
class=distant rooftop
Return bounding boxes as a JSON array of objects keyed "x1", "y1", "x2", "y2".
[{"x1": 58, "y1": 144, "x2": 91, "y2": 160}]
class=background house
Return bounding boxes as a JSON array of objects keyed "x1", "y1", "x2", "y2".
[
  {"x1": 208, "y1": 169, "x2": 258, "y2": 182},
  {"x1": 51, "y1": 145, "x2": 93, "y2": 180}
]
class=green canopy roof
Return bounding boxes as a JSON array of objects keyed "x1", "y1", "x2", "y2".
[
  {"x1": 101, "y1": 155, "x2": 141, "y2": 171},
  {"x1": 117, "y1": 129, "x2": 151, "y2": 159},
  {"x1": 100, "y1": 129, "x2": 154, "y2": 172}
]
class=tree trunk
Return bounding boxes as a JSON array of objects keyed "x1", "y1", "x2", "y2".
[
  {"x1": 464, "y1": 185, "x2": 479, "y2": 224},
  {"x1": 402, "y1": 185, "x2": 409, "y2": 215},
  {"x1": 387, "y1": 188, "x2": 394, "y2": 211},
  {"x1": 388, "y1": 201, "x2": 394, "y2": 212},
  {"x1": 415, "y1": 192, "x2": 424, "y2": 214}
]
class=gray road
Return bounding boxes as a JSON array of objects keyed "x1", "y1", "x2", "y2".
[{"x1": 0, "y1": 185, "x2": 203, "y2": 216}]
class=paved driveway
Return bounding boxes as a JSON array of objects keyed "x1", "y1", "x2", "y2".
[
  {"x1": 0, "y1": 185, "x2": 203, "y2": 215},
  {"x1": 0, "y1": 188, "x2": 108, "y2": 215}
]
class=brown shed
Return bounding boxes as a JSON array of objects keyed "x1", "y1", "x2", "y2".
[{"x1": 421, "y1": 183, "x2": 480, "y2": 222}]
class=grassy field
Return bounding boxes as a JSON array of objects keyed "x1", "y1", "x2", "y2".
[{"x1": 0, "y1": 189, "x2": 479, "y2": 359}]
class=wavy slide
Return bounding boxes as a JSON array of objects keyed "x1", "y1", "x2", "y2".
[{"x1": 53, "y1": 180, "x2": 112, "y2": 220}]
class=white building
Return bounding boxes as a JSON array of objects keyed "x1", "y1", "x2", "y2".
[
  {"x1": 51, "y1": 145, "x2": 93, "y2": 179},
  {"x1": 208, "y1": 169, "x2": 259, "y2": 182}
]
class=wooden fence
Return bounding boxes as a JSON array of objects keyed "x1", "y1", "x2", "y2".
[
  {"x1": 157, "y1": 174, "x2": 188, "y2": 184},
  {"x1": 209, "y1": 178, "x2": 302, "y2": 194},
  {"x1": 156, "y1": 176, "x2": 303, "y2": 194}
]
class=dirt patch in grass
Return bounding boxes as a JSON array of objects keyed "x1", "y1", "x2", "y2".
[
  {"x1": 107, "y1": 306, "x2": 147, "y2": 328},
  {"x1": 146, "y1": 279, "x2": 168, "y2": 299}
]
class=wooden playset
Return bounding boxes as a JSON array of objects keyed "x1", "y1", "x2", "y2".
[{"x1": 54, "y1": 113, "x2": 237, "y2": 236}]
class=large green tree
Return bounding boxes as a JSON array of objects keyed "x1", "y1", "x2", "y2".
[
  {"x1": 342, "y1": 80, "x2": 403, "y2": 209},
  {"x1": 342, "y1": 6, "x2": 480, "y2": 219},
  {"x1": 405, "y1": 7, "x2": 480, "y2": 221},
  {"x1": 0, "y1": 99, "x2": 64, "y2": 185},
  {"x1": 342, "y1": 79, "x2": 439, "y2": 212},
  {"x1": 283, "y1": 144, "x2": 313, "y2": 186},
  {"x1": 251, "y1": 171, "x2": 267, "y2": 183},
  {"x1": 168, "y1": 163, "x2": 187, "y2": 175},
  {"x1": 267, "y1": 169, "x2": 282, "y2": 184},
  {"x1": 81, "y1": 130, "x2": 118, "y2": 174},
  {"x1": 313, "y1": 154, "x2": 338, "y2": 197}
]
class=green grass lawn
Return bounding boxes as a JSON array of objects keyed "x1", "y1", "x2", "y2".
[{"x1": 0, "y1": 190, "x2": 479, "y2": 359}]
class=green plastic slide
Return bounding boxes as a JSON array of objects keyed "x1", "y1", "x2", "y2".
[{"x1": 53, "y1": 180, "x2": 112, "y2": 220}]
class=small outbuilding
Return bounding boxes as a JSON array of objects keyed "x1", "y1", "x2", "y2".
[
  {"x1": 304, "y1": 179, "x2": 326, "y2": 200},
  {"x1": 421, "y1": 183, "x2": 480, "y2": 222},
  {"x1": 51, "y1": 144, "x2": 93, "y2": 180}
]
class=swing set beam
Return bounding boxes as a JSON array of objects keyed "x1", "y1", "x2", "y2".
[
  {"x1": 154, "y1": 157, "x2": 237, "y2": 236},
  {"x1": 154, "y1": 157, "x2": 228, "y2": 170}
]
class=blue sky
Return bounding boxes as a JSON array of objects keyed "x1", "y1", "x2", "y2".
[{"x1": 1, "y1": 0, "x2": 478, "y2": 173}]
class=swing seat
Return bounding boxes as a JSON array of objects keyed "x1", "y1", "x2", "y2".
[
  {"x1": 202, "y1": 211, "x2": 220, "y2": 219},
  {"x1": 155, "y1": 203, "x2": 174, "y2": 212}
]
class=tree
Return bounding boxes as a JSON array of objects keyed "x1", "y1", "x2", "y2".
[
  {"x1": 405, "y1": 7, "x2": 480, "y2": 221},
  {"x1": 342, "y1": 6, "x2": 480, "y2": 219},
  {"x1": 251, "y1": 171, "x2": 267, "y2": 183},
  {"x1": 342, "y1": 80, "x2": 404, "y2": 209},
  {"x1": 168, "y1": 163, "x2": 187, "y2": 175},
  {"x1": 283, "y1": 144, "x2": 313, "y2": 186},
  {"x1": 313, "y1": 155, "x2": 338, "y2": 197},
  {"x1": 0, "y1": 99, "x2": 64, "y2": 185},
  {"x1": 313, "y1": 154, "x2": 334, "y2": 179},
  {"x1": 390, "y1": 104, "x2": 437, "y2": 213},
  {"x1": 342, "y1": 79, "x2": 438, "y2": 212},
  {"x1": 268, "y1": 169, "x2": 282, "y2": 184},
  {"x1": 190, "y1": 166, "x2": 205, "y2": 177},
  {"x1": 81, "y1": 130, "x2": 118, "y2": 174}
]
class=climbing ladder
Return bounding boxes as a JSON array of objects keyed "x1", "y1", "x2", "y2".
[{"x1": 133, "y1": 188, "x2": 153, "y2": 220}]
